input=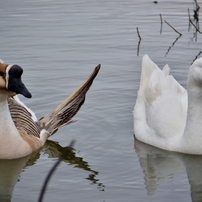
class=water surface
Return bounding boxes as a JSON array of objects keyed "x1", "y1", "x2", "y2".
[{"x1": 0, "y1": 0, "x2": 202, "y2": 201}]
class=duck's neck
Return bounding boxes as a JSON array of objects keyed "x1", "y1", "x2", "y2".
[
  {"x1": 0, "y1": 94, "x2": 35, "y2": 159},
  {"x1": 0, "y1": 94, "x2": 20, "y2": 138},
  {"x1": 184, "y1": 82, "x2": 202, "y2": 142},
  {"x1": 0, "y1": 94, "x2": 33, "y2": 158}
]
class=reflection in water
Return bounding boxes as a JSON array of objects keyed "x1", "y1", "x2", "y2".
[
  {"x1": 0, "y1": 152, "x2": 40, "y2": 202},
  {"x1": 134, "y1": 136, "x2": 202, "y2": 202},
  {"x1": 0, "y1": 140, "x2": 104, "y2": 202},
  {"x1": 42, "y1": 140, "x2": 105, "y2": 192}
]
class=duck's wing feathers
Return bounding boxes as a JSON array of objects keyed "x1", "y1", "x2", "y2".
[
  {"x1": 8, "y1": 96, "x2": 41, "y2": 138},
  {"x1": 134, "y1": 55, "x2": 187, "y2": 140}
]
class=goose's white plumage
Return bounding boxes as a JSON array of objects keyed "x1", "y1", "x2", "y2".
[
  {"x1": 0, "y1": 60, "x2": 100, "y2": 159},
  {"x1": 133, "y1": 54, "x2": 202, "y2": 154}
]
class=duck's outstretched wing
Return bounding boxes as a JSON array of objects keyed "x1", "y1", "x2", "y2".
[{"x1": 39, "y1": 64, "x2": 101, "y2": 136}]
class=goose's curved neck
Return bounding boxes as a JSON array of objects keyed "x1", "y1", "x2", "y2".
[
  {"x1": 0, "y1": 94, "x2": 33, "y2": 159},
  {"x1": 0, "y1": 94, "x2": 19, "y2": 137},
  {"x1": 183, "y1": 80, "x2": 202, "y2": 142}
]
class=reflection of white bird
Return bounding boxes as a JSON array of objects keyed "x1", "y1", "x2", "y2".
[
  {"x1": 135, "y1": 139, "x2": 202, "y2": 202},
  {"x1": 134, "y1": 139, "x2": 185, "y2": 196},
  {"x1": 0, "y1": 60, "x2": 100, "y2": 159},
  {"x1": 134, "y1": 54, "x2": 202, "y2": 154}
]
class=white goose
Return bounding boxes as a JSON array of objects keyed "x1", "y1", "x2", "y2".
[
  {"x1": 0, "y1": 59, "x2": 100, "y2": 159},
  {"x1": 133, "y1": 54, "x2": 202, "y2": 154}
]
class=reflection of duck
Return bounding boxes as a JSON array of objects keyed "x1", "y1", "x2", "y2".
[
  {"x1": 0, "y1": 152, "x2": 40, "y2": 202},
  {"x1": 133, "y1": 55, "x2": 202, "y2": 154},
  {"x1": 0, "y1": 59, "x2": 100, "y2": 159},
  {"x1": 0, "y1": 140, "x2": 104, "y2": 202},
  {"x1": 134, "y1": 137, "x2": 202, "y2": 202},
  {"x1": 43, "y1": 140, "x2": 105, "y2": 191},
  {"x1": 134, "y1": 138, "x2": 184, "y2": 196}
]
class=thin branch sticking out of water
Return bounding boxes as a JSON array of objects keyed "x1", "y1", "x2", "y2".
[
  {"x1": 194, "y1": 0, "x2": 200, "y2": 22},
  {"x1": 136, "y1": 27, "x2": 141, "y2": 40},
  {"x1": 159, "y1": 13, "x2": 163, "y2": 34},
  {"x1": 164, "y1": 20, "x2": 182, "y2": 36},
  {"x1": 190, "y1": 19, "x2": 202, "y2": 34},
  {"x1": 188, "y1": 8, "x2": 192, "y2": 31},
  {"x1": 188, "y1": 8, "x2": 191, "y2": 21},
  {"x1": 164, "y1": 20, "x2": 182, "y2": 56},
  {"x1": 136, "y1": 27, "x2": 142, "y2": 56},
  {"x1": 192, "y1": 51, "x2": 202, "y2": 64},
  {"x1": 187, "y1": 0, "x2": 201, "y2": 42},
  {"x1": 38, "y1": 140, "x2": 76, "y2": 202},
  {"x1": 165, "y1": 34, "x2": 182, "y2": 57}
]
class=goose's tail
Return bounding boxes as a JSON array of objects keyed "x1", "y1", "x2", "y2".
[{"x1": 39, "y1": 64, "x2": 101, "y2": 136}]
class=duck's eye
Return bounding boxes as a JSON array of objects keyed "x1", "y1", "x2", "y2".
[{"x1": 0, "y1": 72, "x2": 5, "y2": 77}]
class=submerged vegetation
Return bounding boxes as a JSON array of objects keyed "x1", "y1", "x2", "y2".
[{"x1": 136, "y1": 0, "x2": 201, "y2": 60}]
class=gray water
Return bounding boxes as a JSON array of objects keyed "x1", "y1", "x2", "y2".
[{"x1": 0, "y1": 0, "x2": 202, "y2": 201}]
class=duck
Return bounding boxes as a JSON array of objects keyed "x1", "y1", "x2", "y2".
[
  {"x1": 0, "y1": 59, "x2": 100, "y2": 159},
  {"x1": 133, "y1": 54, "x2": 202, "y2": 155}
]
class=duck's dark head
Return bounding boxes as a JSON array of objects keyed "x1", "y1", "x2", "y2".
[{"x1": 0, "y1": 62, "x2": 32, "y2": 98}]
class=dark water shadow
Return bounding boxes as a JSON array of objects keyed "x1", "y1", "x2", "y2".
[
  {"x1": 0, "y1": 140, "x2": 104, "y2": 202},
  {"x1": 134, "y1": 136, "x2": 202, "y2": 202}
]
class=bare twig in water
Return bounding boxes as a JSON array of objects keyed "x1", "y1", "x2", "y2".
[
  {"x1": 187, "y1": 0, "x2": 201, "y2": 41},
  {"x1": 192, "y1": 51, "x2": 202, "y2": 64},
  {"x1": 188, "y1": 8, "x2": 192, "y2": 31},
  {"x1": 136, "y1": 27, "x2": 142, "y2": 56},
  {"x1": 194, "y1": 0, "x2": 200, "y2": 10},
  {"x1": 194, "y1": 0, "x2": 200, "y2": 22},
  {"x1": 136, "y1": 27, "x2": 141, "y2": 40},
  {"x1": 188, "y1": 8, "x2": 191, "y2": 22},
  {"x1": 164, "y1": 20, "x2": 182, "y2": 36},
  {"x1": 164, "y1": 20, "x2": 182, "y2": 56},
  {"x1": 165, "y1": 34, "x2": 182, "y2": 57},
  {"x1": 159, "y1": 13, "x2": 163, "y2": 34},
  {"x1": 38, "y1": 140, "x2": 76, "y2": 202},
  {"x1": 190, "y1": 19, "x2": 202, "y2": 34}
]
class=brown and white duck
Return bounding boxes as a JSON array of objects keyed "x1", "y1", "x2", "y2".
[{"x1": 0, "y1": 59, "x2": 100, "y2": 159}]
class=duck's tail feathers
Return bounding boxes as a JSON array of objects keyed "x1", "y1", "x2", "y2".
[
  {"x1": 139, "y1": 55, "x2": 159, "y2": 92},
  {"x1": 39, "y1": 64, "x2": 101, "y2": 136},
  {"x1": 139, "y1": 55, "x2": 170, "y2": 95}
]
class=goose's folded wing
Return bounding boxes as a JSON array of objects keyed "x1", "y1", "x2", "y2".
[{"x1": 8, "y1": 97, "x2": 41, "y2": 138}]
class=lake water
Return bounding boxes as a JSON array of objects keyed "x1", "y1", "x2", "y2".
[{"x1": 0, "y1": 0, "x2": 202, "y2": 201}]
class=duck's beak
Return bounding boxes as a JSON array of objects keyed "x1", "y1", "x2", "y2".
[
  {"x1": 7, "y1": 77, "x2": 32, "y2": 98},
  {"x1": 7, "y1": 65, "x2": 32, "y2": 98}
]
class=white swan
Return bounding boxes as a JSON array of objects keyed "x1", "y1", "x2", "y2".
[{"x1": 133, "y1": 54, "x2": 202, "y2": 154}]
